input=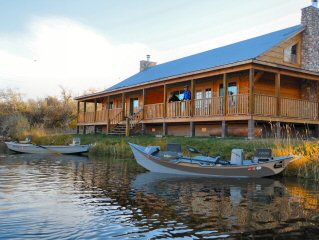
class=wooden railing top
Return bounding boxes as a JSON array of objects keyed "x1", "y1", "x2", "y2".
[
  {"x1": 144, "y1": 103, "x2": 164, "y2": 106},
  {"x1": 78, "y1": 94, "x2": 319, "y2": 123},
  {"x1": 280, "y1": 96, "x2": 318, "y2": 103}
]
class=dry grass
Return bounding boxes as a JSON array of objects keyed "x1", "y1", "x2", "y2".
[
  {"x1": 33, "y1": 123, "x2": 319, "y2": 181},
  {"x1": 274, "y1": 140, "x2": 319, "y2": 181}
]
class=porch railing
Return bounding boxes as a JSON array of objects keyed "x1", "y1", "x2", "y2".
[
  {"x1": 227, "y1": 94, "x2": 249, "y2": 115},
  {"x1": 109, "y1": 108, "x2": 122, "y2": 120},
  {"x1": 254, "y1": 94, "x2": 277, "y2": 116},
  {"x1": 84, "y1": 112, "x2": 95, "y2": 123},
  {"x1": 78, "y1": 112, "x2": 85, "y2": 123},
  {"x1": 167, "y1": 101, "x2": 191, "y2": 118},
  {"x1": 95, "y1": 110, "x2": 108, "y2": 122},
  {"x1": 144, "y1": 103, "x2": 164, "y2": 119},
  {"x1": 281, "y1": 97, "x2": 318, "y2": 120},
  {"x1": 253, "y1": 94, "x2": 318, "y2": 120},
  {"x1": 110, "y1": 109, "x2": 123, "y2": 125},
  {"x1": 194, "y1": 97, "x2": 224, "y2": 116},
  {"x1": 78, "y1": 95, "x2": 319, "y2": 123},
  {"x1": 129, "y1": 109, "x2": 144, "y2": 129}
]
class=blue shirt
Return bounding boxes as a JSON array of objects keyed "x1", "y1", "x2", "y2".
[{"x1": 183, "y1": 90, "x2": 191, "y2": 100}]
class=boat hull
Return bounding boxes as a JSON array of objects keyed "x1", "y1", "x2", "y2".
[
  {"x1": 129, "y1": 143, "x2": 295, "y2": 178},
  {"x1": 5, "y1": 142, "x2": 90, "y2": 154}
]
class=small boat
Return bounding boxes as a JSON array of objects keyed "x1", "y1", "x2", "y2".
[
  {"x1": 129, "y1": 143, "x2": 300, "y2": 178},
  {"x1": 5, "y1": 141, "x2": 91, "y2": 155}
]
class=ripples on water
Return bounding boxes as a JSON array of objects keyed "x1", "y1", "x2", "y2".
[{"x1": 0, "y1": 148, "x2": 319, "y2": 239}]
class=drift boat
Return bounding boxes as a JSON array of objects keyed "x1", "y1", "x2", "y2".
[
  {"x1": 5, "y1": 141, "x2": 90, "y2": 155},
  {"x1": 129, "y1": 143, "x2": 300, "y2": 178}
]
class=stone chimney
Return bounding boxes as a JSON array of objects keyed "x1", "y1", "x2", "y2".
[
  {"x1": 301, "y1": 1, "x2": 319, "y2": 72},
  {"x1": 140, "y1": 55, "x2": 157, "y2": 72}
]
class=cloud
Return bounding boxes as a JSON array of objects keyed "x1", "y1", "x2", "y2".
[
  {"x1": 0, "y1": 17, "x2": 155, "y2": 99},
  {"x1": 0, "y1": 13, "x2": 299, "y2": 99}
]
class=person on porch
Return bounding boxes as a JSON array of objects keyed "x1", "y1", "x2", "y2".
[
  {"x1": 183, "y1": 85, "x2": 191, "y2": 101},
  {"x1": 168, "y1": 92, "x2": 180, "y2": 102}
]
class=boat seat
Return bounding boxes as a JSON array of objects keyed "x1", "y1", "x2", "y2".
[
  {"x1": 186, "y1": 145, "x2": 209, "y2": 155},
  {"x1": 186, "y1": 145, "x2": 200, "y2": 154},
  {"x1": 157, "y1": 151, "x2": 181, "y2": 160},
  {"x1": 253, "y1": 149, "x2": 273, "y2": 163},
  {"x1": 166, "y1": 144, "x2": 182, "y2": 153}
]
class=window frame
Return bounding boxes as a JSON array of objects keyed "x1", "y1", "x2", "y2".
[{"x1": 284, "y1": 42, "x2": 299, "y2": 65}]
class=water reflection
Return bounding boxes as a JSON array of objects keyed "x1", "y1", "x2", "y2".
[
  {"x1": 130, "y1": 173, "x2": 315, "y2": 239},
  {"x1": 0, "y1": 151, "x2": 319, "y2": 239}
]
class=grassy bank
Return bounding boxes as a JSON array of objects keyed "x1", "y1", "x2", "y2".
[
  {"x1": 34, "y1": 134, "x2": 319, "y2": 181},
  {"x1": 34, "y1": 134, "x2": 276, "y2": 158}
]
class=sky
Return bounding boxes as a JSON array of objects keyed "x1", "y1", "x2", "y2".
[{"x1": 0, "y1": 0, "x2": 311, "y2": 99}]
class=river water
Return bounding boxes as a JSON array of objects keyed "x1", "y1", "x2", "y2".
[{"x1": 0, "y1": 143, "x2": 319, "y2": 239}]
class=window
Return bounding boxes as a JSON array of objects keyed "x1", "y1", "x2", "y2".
[
  {"x1": 196, "y1": 90, "x2": 203, "y2": 99},
  {"x1": 205, "y1": 88, "x2": 212, "y2": 99},
  {"x1": 195, "y1": 90, "x2": 203, "y2": 114},
  {"x1": 219, "y1": 82, "x2": 238, "y2": 96},
  {"x1": 284, "y1": 43, "x2": 298, "y2": 64},
  {"x1": 219, "y1": 84, "x2": 224, "y2": 97},
  {"x1": 130, "y1": 98, "x2": 139, "y2": 114},
  {"x1": 109, "y1": 101, "x2": 114, "y2": 109},
  {"x1": 228, "y1": 82, "x2": 238, "y2": 96}
]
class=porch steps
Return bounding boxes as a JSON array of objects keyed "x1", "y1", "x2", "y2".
[{"x1": 109, "y1": 124, "x2": 126, "y2": 135}]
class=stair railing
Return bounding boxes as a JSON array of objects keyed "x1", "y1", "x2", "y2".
[
  {"x1": 109, "y1": 110, "x2": 123, "y2": 133},
  {"x1": 129, "y1": 108, "x2": 144, "y2": 131}
]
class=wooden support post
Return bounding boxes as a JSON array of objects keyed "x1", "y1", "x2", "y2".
[
  {"x1": 163, "y1": 122, "x2": 167, "y2": 136},
  {"x1": 223, "y1": 74, "x2": 227, "y2": 115},
  {"x1": 76, "y1": 101, "x2": 80, "y2": 132},
  {"x1": 122, "y1": 93, "x2": 125, "y2": 119},
  {"x1": 249, "y1": 68, "x2": 255, "y2": 115},
  {"x1": 276, "y1": 122, "x2": 281, "y2": 138},
  {"x1": 163, "y1": 84, "x2": 167, "y2": 118},
  {"x1": 83, "y1": 101, "x2": 87, "y2": 123},
  {"x1": 142, "y1": 88, "x2": 145, "y2": 119},
  {"x1": 94, "y1": 126, "x2": 97, "y2": 134},
  {"x1": 191, "y1": 79, "x2": 195, "y2": 117},
  {"x1": 83, "y1": 126, "x2": 87, "y2": 135},
  {"x1": 77, "y1": 101, "x2": 80, "y2": 122},
  {"x1": 94, "y1": 99, "x2": 97, "y2": 123},
  {"x1": 106, "y1": 120, "x2": 110, "y2": 134},
  {"x1": 248, "y1": 119, "x2": 255, "y2": 140},
  {"x1": 315, "y1": 124, "x2": 319, "y2": 138},
  {"x1": 106, "y1": 96, "x2": 110, "y2": 134},
  {"x1": 221, "y1": 120, "x2": 227, "y2": 138},
  {"x1": 317, "y1": 82, "x2": 319, "y2": 120},
  {"x1": 190, "y1": 122, "x2": 195, "y2": 137},
  {"x1": 125, "y1": 118, "x2": 130, "y2": 137},
  {"x1": 275, "y1": 73, "x2": 281, "y2": 117},
  {"x1": 211, "y1": 78, "x2": 214, "y2": 114},
  {"x1": 141, "y1": 123, "x2": 146, "y2": 135}
]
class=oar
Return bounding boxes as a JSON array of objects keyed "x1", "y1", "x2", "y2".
[{"x1": 34, "y1": 144, "x2": 62, "y2": 156}]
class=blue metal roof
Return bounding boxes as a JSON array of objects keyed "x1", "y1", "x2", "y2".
[{"x1": 106, "y1": 25, "x2": 303, "y2": 92}]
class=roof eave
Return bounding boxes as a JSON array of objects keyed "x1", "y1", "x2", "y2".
[
  {"x1": 74, "y1": 59, "x2": 254, "y2": 101},
  {"x1": 252, "y1": 59, "x2": 319, "y2": 77}
]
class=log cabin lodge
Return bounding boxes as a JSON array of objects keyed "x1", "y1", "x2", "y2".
[{"x1": 75, "y1": 2, "x2": 319, "y2": 139}]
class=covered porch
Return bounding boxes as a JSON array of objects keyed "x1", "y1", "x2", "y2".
[{"x1": 76, "y1": 63, "x2": 319, "y2": 137}]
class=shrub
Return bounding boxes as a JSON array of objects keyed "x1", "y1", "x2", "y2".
[{"x1": 2, "y1": 113, "x2": 30, "y2": 140}]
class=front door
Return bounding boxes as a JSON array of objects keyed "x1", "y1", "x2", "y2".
[{"x1": 130, "y1": 98, "x2": 139, "y2": 115}]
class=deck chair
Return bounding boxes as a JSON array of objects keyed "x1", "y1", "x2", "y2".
[{"x1": 166, "y1": 143, "x2": 182, "y2": 154}]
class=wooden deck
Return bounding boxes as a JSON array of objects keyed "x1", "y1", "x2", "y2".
[{"x1": 77, "y1": 93, "x2": 319, "y2": 125}]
